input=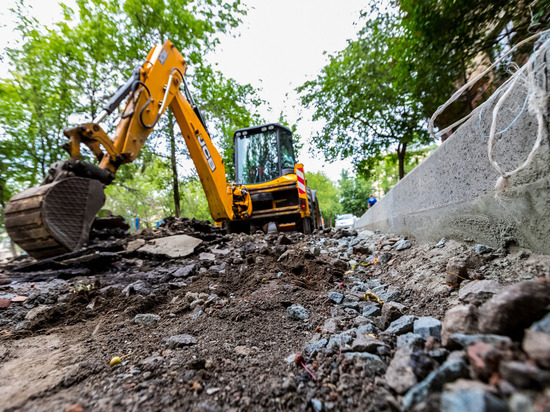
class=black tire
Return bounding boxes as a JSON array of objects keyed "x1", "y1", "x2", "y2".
[{"x1": 298, "y1": 217, "x2": 313, "y2": 234}]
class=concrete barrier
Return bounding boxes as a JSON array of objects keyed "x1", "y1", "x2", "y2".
[{"x1": 355, "y1": 50, "x2": 550, "y2": 254}]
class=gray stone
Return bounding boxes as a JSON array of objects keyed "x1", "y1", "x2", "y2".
[
  {"x1": 341, "y1": 302, "x2": 359, "y2": 310},
  {"x1": 351, "y1": 332, "x2": 385, "y2": 353},
  {"x1": 394, "y1": 239, "x2": 411, "y2": 251},
  {"x1": 509, "y1": 393, "x2": 535, "y2": 412},
  {"x1": 441, "y1": 388, "x2": 507, "y2": 412},
  {"x1": 344, "y1": 352, "x2": 387, "y2": 372},
  {"x1": 311, "y1": 398, "x2": 323, "y2": 412},
  {"x1": 499, "y1": 360, "x2": 550, "y2": 389},
  {"x1": 378, "y1": 286, "x2": 401, "y2": 302},
  {"x1": 402, "y1": 358, "x2": 470, "y2": 411},
  {"x1": 357, "y1": 322, "x2": 378, "y2": 335},
  {"x1": 138, "y1": 235, "x2": 202, "y2": 258},
  {"x1": 199, "y1": 252, "x2": 216, "y2": 261},
  {"x1": 428, "y1": 348, "x2": 449, "y2": 363},
  {"x1": 173, "y1": 263, "x2": 197, "y2": 278},
  {"x1": 435, "y1": 238, "x2": 446, "y2": 248},
  {"x1": 386, "y1": 315, "x2": 417, "y2": 335},
  {"x1": 327, "y1": 330, "x2": 356, "y2": 352},
  {"x1": 122, "y1": 280, "x2": 151, "y2": 296},
  {"x1": 479, "y1": 280, "x2": 550, "y2": 336},
  {"x1": 446, "y1": 256, "x2": 469, "y2": 285},
  {"x1": 523, "y1": 329, "x2": 550, "y2": 368},
  {"x1": 397, "y1": 333, "x2": 426, "y2": 351},
  {"x1": 530, "y1": 312, "x2": 550, "y2": 333},
  {"x1": 134, "y1": 313, "x2": 160, "y2": 326},
  {"x1": 363, "y1": 304, "x2": 381, "y2": 317},
  {"x1": 459, "y1": 280, "x2": 502, "y2": 305},
  {"x1": 385, "y1": 348, "x2": 417, "y2": 394},
  {"x1": 474, "y1": 244, "x2": 494, "y2": 255},
  {"x1": 287, "y1": 304, "x2": 309, "y2": 320},
  {"x1": 441, "y1": 305, "x2": 479, "y2": 346},
  {"x1": 414, "y1": 317, "x2": 442, "y2": 341},
  {"x1": 24, "y1": 305, "x2": 51, "y2": 321},
  {"x1": 378, "y1": 253, "x2": 393, "y2": 264},
  {"x1": 303, "y1": 338, "x2": 328, "y2": 356},
  {"x1": 448, "y1": 333, "x2": 512, "y2": 348},
  {"x1": 167, "y1": 334, "x2": 197, "y2": 348},
  {"x1": 327, "y1": 292, "x2": 344, "y2": 304},
  {"x1": 211, "y1": 248, "x2": 230, "y2": 255},
  {"x1": 380, "y1": 302, "x2": 406, "y2": 329},
  {"x1": 126, "y1": 239, "x2": 145, "y2": 252}
]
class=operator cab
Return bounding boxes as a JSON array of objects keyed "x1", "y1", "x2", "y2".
[{"x1": 234, "y1": 123, "x2": 296, "y2": 185}]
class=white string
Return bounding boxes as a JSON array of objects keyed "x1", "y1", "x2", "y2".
[
  {"x1": 428, "y1": 30, "x2": 550, "y2": 140},
  {"x1": 488, "y1": 40, "x2": 548, "y2": 194}
]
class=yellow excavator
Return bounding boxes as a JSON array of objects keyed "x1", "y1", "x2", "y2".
[{"x1": 4, "y1": 41, "x2": 322, "y2": 260}]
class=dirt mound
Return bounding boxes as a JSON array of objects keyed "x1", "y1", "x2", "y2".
[{"x1": 1, "y1": 223, "x2": 549, "y2": 411}]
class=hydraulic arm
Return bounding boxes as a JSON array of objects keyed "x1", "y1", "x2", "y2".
[{"x1": 5, "y1": 41, "x2": 251, "y2": 259}]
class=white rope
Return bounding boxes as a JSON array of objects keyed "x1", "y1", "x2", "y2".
[
  {"x1": 428, "y1": 30, "x2": 549, "y2": 139},
  {"x1": 489, "y1": 40, "x2": 548, "y2": 194},
  {"x1": 429, "y1": 30, "x2": 549, "y2": 195}
]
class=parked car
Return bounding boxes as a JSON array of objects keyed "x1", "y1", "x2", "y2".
[{"x1": 335, "y1": 214, "x2": 357, "y2": 230}]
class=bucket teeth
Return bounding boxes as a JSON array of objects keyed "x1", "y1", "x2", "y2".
[{"x1": 5, "y1": 177, "x2": 105, "y2": 260}]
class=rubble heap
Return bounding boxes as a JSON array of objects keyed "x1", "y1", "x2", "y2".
[{"x1": 1, "y1": 217, "x2": 550, "y2": 411}]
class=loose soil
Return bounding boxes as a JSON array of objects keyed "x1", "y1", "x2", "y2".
[{"x1": 1, "y1": 219, "x2": 549, "y2": 411}]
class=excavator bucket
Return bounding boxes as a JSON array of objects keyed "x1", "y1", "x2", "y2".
[{"x1": 4, "y1": 177, "x2": 105, "y2": 260}]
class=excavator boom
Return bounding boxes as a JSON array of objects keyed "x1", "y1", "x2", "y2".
[{"x1": 5, "y1": 41, "x2": 251, "y2": 259}]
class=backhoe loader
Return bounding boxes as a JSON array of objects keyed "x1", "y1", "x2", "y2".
[{"x1": 4, "y1": 40, "x2": 321, "y2": 260}]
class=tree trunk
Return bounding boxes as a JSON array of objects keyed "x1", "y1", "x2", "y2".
[
  {"x1": 168, "y1": 109, "x2": 181, "y2": 217},
  {"x1": 397, "y1": 141, "x2": 407, "y2": 180}
]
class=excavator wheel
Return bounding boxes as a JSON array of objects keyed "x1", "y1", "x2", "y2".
[{"x1": 5, "y1": 177, "x2": 106, "y2": 260}]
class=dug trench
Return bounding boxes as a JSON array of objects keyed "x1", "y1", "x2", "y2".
[{"x1": 1, "y1": 217, "x2": 550, "y2": 411}]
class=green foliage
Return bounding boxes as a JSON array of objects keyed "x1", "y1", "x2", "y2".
[
  {"x1": 179, "y1": 174, "x2": 213, "y2": 222},
  {"x1": 305, "y1": 171, "x2": 341, "y2": 226},
  {"x1": 338, "y1": 170, "x2": 373, "y2": 217},
  {"x1": 396, "y1": 0, "x2": 547, "y2": 121},
  {"x1": 298, "y1": 11, "x2": 431, "y2": 181},
  {"x1": 0, "y1": 0, "x2": 261, "y2": 230}
]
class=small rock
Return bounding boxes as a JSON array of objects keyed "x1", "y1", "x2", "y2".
[
  {"x1": 206, "y1": 387, "x2": 220, "y2": 395},
  {"x1": 523, "y1": 329, "x2": 550, "y2": 368},
  {"x1": 397, "y1": 333, "x2": 426, "y2": 351},
  {"x1": 344, "y1": 352, "x2": 387, "y2": 372},
  {"x1": 234, "y1": 346, "x2": 252, "y2": 356},
  {"x1": 311, "y1": 398, "x2": 323, "y2": 412},
  {"x1": 448, "y1": 333, "x2": 512, "y2": 349},
  {"x1": 304, "y1": 339, "x2": 328, "y2": 356},
  {"x1": 286, "y1": 304, "x2": 309, "y2": 320},
  {"x1": 530, "y1": 313, "x2": 550, "y2": 333},
  {"x1": 441, "y1": 305, "x2": 479, "y2": 346},
  {"x1": 479, "y1": 280, "x2": 550, "y2": 337},
  {"x1": 331, "y1": 259, "x2": 348, "y2": 271},
  {"x1": 441, "y1": 387, "x2": 508, "y2": 412},
  {"x1": 402, "y1": 358, "x2": 469, "y2": 411},
  {"x1": 459, "y1": 280, "x2": 502, "y2": 305},
  {"x1": 385, "y1": 348, "x2": 417, "y2": 394},
  {"x1": 393, "y1": 239, "x2": 411, "y2": 251},
  {"x1": 351, "y1": 333, "x2": 385, "y2": 353},
  {"x1": 446, "y1": 256, "x2": 469, "y2": 285},
  {"x1": 138, "y1": 235, "x2": 202, "y2": 258},
  {"x1": 173, "y1": 264, "x2": 197, "y2": 278},
  {"x1": 134, "y1": 314, "x2": 160, "y2": 326},
  {"x1": 199, "y1": 252, "x2": 216, "y2": 261},
  {"x1": 327, "y1": 292, "x2": 344, "y2": 304},
  {"x1": 380, "y1": 302, "x2": 406, "y2": 329},
  {"x1": 122, "y1": 280, "x2": 150, "y2": 296},
  {"x1": 435, "y1": 238, "x2": 446, "y2": 248},
  {"x1": 386, "y1": 315, "x2": 417, "y2": 335},
  {"x1": 24, "y1": 305, "x2": 51, "y2": 321},
  {"x1": 499, "y1": 361, "x2": 550, "y2": 389},
  {"x1": 474, "y1": 244, "x2": 494, "y2": 255},
  {"x1": 378, "y1": 286, "x2": 401, "y2": 302},
  {"x1": 414, "y1": 317, "x2": 442, "y2": 341},
  {"x1": 509, "y1": 393, "x2": 535, "y2": 412},
  {"x1": 327, "y1": 330, "x2": 356, "y2": 352},
  {"x1": 0, "y1": 299, "x2": 11, "y2": 309},
  {"x1": 378, "y1": 253, "x2": 393, "y2": 264},
  {"x1": 363, "y1": 304, "x2": 381, "y2": 317},
  {"x1": 167, "y1": 334, "x2": 197, "y2": 348}
]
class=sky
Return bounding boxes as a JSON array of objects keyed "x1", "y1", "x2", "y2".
[{"x1": 0, "y1": 0, "x2": 366, "y2": 181}]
